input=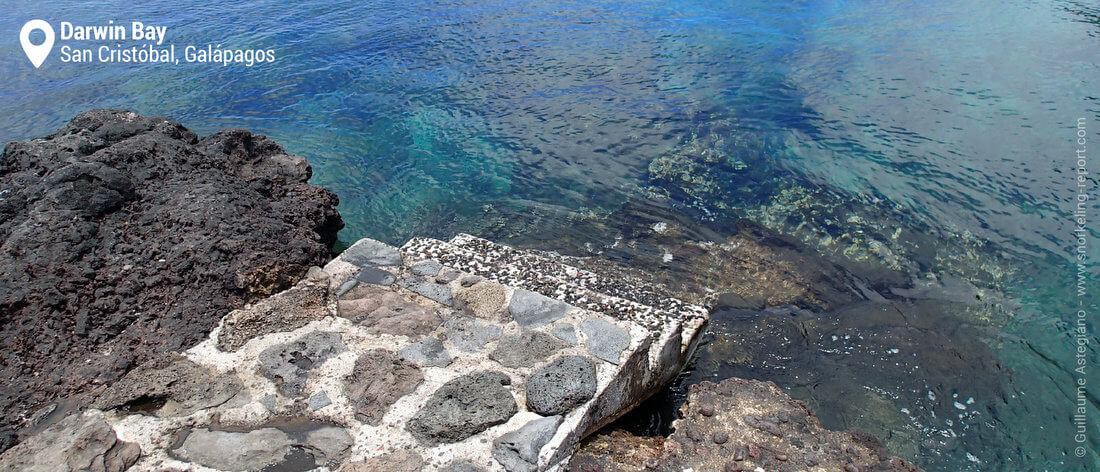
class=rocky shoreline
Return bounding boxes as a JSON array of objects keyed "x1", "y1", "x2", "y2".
[
  {"x1": 0, "y1": 111, "x2": 923, "y2": 471},
  {"x1": 0, "y1": 110, "x2": 342, "y2": 452}
]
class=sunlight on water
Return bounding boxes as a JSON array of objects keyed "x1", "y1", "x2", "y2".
[{"x1": 2, "y1": 1, "x2": 1098, "y2": 470}]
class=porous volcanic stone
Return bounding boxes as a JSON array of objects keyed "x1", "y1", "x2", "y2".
[
  {"x1": 508, "y1": 290, "x2": 571, "y2": 328},
  {"x1": 257, "y1": 331, "x2": 347, "y2": 397},
  {"x1": 344, "y1": 349, "x2": 424, "y2": 424},
  {"x1": 492, "y1": 415, "x2": 563, "y2": 472},
  {"x1": 0, "y1": 109, "x2": 342, "y2": 451},
  {"x1": 525, "y1": 356, "x2": 597, "y2": 416},
  {"x1": 456, "y1": 281, "x2": 509, "y2": 321},
  {"x1": 440, "y1": 460, "x2": 488, "y2": 472},
  {"x1": 407, "y1": 371, "x2": 518, "y2": 445},
  {"x1": 490, "y1": 331, "x2": 568, "y2": 368}
]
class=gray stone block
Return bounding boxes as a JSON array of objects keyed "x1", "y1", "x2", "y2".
[
  {"x1": 508, "y1": 290, "x2": 571, "y2": 329},
  {"x1": 550, "y1": 323, "x2": 578, "y2": 345},
  {"x1": 356, "y1": 267, "x2": 396, "y2": 285},
  {"x1": 342, "y1": 239, "x2": 403, "y2": 267},
  {"x1": 398, "y1": 277, "x2": 454, "y2": 306},
  {"x1": 407, "y1": 371, "x2": 518, "y2": 445},
  {"x1": 489, "y1": 332, "x2": 568, "y2": 368},
  {"x1": 447, "y1": 316, "x2": 503, "y2": 352},
  {"x1": 400, "y1": 337, "x2": 453, "y2": 367},
  {"x1": 491, "y1": 415, "x2": 563, "y2": 472},
  {"x1": 257, "y1": 331, "x2": 347, "y2": 397},
  {"x1": 580, "y1": 318, "x2": 631, "y2": 364},
  {"x1": 410, "y1": 260, "x2": 443, "y2": 276}
]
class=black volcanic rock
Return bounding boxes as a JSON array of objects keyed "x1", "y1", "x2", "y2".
[{"x1": 0, "y1": 109, "x2": 342, "y2": 451}]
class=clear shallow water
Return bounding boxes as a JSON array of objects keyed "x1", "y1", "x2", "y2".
[{"x1": 2, "y1": 1, "x2": 1098, "y2": 470}]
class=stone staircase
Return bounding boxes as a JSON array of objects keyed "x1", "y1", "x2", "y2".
[{"x1": 1, "y1": 235, "x2": 708, "y2": 472}]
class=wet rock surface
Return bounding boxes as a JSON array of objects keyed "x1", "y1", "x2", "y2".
[
  {"x1": 0, "y1": 109, "x2": 342, "y2": 450},
  {"x1": 407, "y1": 370, "x2": 518, "y2": 445},
  {"x1": 570, "y1": 378, "x2": 924, "y2": 472}
]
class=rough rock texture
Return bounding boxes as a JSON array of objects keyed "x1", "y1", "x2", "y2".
[
  {"x1": 344, "y1": 349, "x2": 424, "y2": 424},
  {"x1": 407, "y1": 371, "x2": 519, "y2": 445},
  {"x1": 217, "y1": 268, "x2": 335, "y2": 351},
  {"x1": 489, "y1": 331, "x2": 568, "y2": 368},
  {"x1": 569, "y1": 378, "x2": 925, "y2": 472},
  {"x1": 0, "y1": 110, "x2": 342, "y2": 450},
  {"x1": 0, "y1": 411, "x2": 140, "y2": 472},
  {"x1": 257, "y1": 331, "x2": 347, "y2": 396},
  {"x1": 337, "y1": 284, "x2": 446, "y2": 336},
  {"x1": 91, "y1": 353, "x2": 242, "y2": 416},
  {"x1": 525, "y1": 356, "x2": 597, "y2": 416}
]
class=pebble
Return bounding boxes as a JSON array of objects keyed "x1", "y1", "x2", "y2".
[
  {"x1": 775, "y1": 453, "x2": 788, "y2": 461},
  {"x1": 723, "y1": 461, "x2": 743, "y2": 472},
  {"x1": 699, "y1": 406, "x2": 716, "y2": 417},
  {"x1": 747, "y1": 444, "x2": 761, "y2": 461},
  {"x1": 844, "y1": 464, "x2": 860, "y2": 472},
  {"x1": 712, "y1": 431, "x2": 729, "y2": 444}
]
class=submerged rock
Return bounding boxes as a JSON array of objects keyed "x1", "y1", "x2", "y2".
[
  {"x1": 569, "y1": 377, "x2": 924, "y2": 472},
  {"x1": 0, "y1": 109, "x2": 342, "y2": 451}
]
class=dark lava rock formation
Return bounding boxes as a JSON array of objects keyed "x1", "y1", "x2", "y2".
[{"x1": 0, "y1": 109, "x2": 342, "y2": 451}]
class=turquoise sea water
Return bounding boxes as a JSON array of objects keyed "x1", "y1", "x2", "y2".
[{"x1": 2, "y1": 1, "x2": 1098, "y2": 470}]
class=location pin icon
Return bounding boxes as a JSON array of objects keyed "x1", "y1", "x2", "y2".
[{"x1": 20, "y1": 20, "x2": 55, "y2": 69}]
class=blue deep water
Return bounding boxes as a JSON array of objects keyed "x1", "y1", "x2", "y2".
[{"x1": 2, "y1": 1, "x2": 1098, "y2": 470}]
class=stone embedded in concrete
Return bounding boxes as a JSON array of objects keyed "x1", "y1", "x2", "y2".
[
  {"x1": 338, "y1": 287, "x2": 445, "y2": 336},
  {"x1": 441, "y1": 460, "x2": 488, "y2": 472},
  {"x1": 397, "y1": 277, "x2": 454, "y2": 305},
  {"x1": 579, "y1": 318, "x2": 631, "y2": 365},
  {"x1": 447, "y1": 315, "x2": 503, "y2": 352},
  {"x1": 335, "y1": 279, "x2": 359, "y2": 297},
  {"x1": 340, "y1": 450, "x2": 424, "y2": 472},
  {"x1": 304, "y1": 426, "x2": 354, "y2": 463},
  {"x1": 399, "y1": 337, "x2": 453, "y2": 367},
  {"x1": 509, "y1": 289, "x2": 571, "y2": 328},
  {"x1": 551, "y1": 323, "x2": 578, "y2": 345},
  {"x1": 407, "y1": 370, "x2": 518, "y2": 445},
  {"x1": 355, "y1": 266, "x2": 396, "y2": 285},
  {"x1": 309, "y1": 391, "x2": 332, "y2": 410},
  {"x1": 344, "y1": 349, "x2": 424, "y2": 425},
  {"x1": 456, "y1": 281, "x2": 509, "y2": 321},
  {"x1": 525, "y1": 356, "x2": 597, "y2": 416},
  {"x1": 257, "y1": 331, "x2": 347, "y2": 397},
  {"x1": 341, "y1": 238, "x2": 403, "y2": 267},
  {"x1": 0, "y1": 411, "x2": 140, "y2": 472},
  {"x1": 410, "y1": 260, "x2": 443, "y2": 276},
  {"x1": 92, "y1": 353, "x2": 242, "y2": 417},
  {"x1": 492, "y1": 415, "x2": 563, "y2": 472},
  {"x1": 436, "y1": 270, "x2": 461, "y2": 284},
  {"x1": 172, "y1": 428, "x2": 292, "y2": 471},
  {"x1": 489, "y1": 331, "x2": 569, "y2": 369},
  {"x1": 217, "y1": 272, "x2": 333, "y2": 352}
]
